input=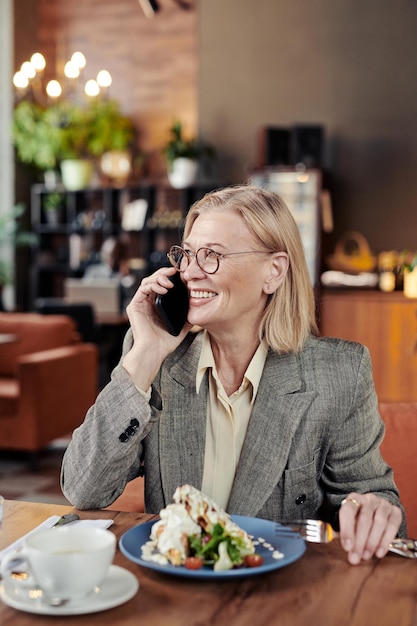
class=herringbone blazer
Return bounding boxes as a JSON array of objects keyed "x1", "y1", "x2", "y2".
[{"x1": 61, "y1": 330, "x2": 405, "y2": 533}]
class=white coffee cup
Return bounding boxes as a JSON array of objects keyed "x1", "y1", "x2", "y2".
[{"x1": 0, "y1": 526, "x2": 116, "y2": 602}]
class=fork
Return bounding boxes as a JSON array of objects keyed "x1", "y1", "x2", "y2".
[{"x1": 275, "y1": 520, "x2": 417, "y2": 559}]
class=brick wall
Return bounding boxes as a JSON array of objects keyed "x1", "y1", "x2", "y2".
[{"x1": 27, "y1": 0, "x2": 198, "y2": 177}]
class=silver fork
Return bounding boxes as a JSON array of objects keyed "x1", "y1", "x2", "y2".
[{"x1": 275, "y1": 520, "x2": 417, "y2": 559}]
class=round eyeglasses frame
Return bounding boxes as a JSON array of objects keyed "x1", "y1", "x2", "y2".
[{"x1": 167, "y1": 245, "x2": 271, "y2": 275}]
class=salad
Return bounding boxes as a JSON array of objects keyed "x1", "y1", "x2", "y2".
[{"x1": 141, "y1": 484, "x2": 263, "y2": 571}]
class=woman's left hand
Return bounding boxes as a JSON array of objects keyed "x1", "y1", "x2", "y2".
[{"x1": 338, "y1": 492, "x2": 403, "y2": 564}]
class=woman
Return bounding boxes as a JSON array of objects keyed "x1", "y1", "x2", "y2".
[{"x1": 61, "y1": 185, "x2": 405, "y2": 565}]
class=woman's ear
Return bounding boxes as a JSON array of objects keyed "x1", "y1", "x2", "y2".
[{"x1": 262, "y1": 252, "x2": 289, "y2": 294}]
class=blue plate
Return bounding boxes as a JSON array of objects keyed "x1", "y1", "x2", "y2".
[{"x1": 119, "y1": 514, "x2": 306, "y2": 579}]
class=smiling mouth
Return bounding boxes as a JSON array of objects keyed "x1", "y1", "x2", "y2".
[{"x1": 190, "y1": 290, "x2": 217, "y2": 299}]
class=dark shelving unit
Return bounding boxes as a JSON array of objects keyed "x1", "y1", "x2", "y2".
[{"x1": 30, "y1": 181, "x2": 218, "y2": 307}]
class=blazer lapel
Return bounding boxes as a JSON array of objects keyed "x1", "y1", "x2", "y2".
[
  {"x1": 158, "y1": 334, "x2": 208, "y2": 501},
  {"x1": 158, "y1": 334, "x2": 317, "y2": 515},
  {"x1": 227, "y1": 350, "x2": 317, "y2": 516}
]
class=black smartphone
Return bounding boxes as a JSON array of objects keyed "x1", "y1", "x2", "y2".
[{"x1": 155, "y1": 272, "x2": 189, "y2": 336}]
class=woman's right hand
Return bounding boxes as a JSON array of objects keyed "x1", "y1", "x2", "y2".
[{"x1": 122, "y1": 267, "x2": 191, "y2": 389}]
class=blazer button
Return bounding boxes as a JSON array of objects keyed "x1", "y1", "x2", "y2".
[{"x1": 295, "y1": 494, "x2": 306, "y2": 505}]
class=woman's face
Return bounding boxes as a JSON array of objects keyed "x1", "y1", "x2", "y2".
[{"x1": 181, "y1": 211, "x2": 287, "y2": 338}]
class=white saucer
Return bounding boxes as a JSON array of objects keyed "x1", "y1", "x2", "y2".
[{"x1": 0, "y1": 565, "x2": 139, "y2": 616}]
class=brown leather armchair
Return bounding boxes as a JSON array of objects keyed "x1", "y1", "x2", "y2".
[{"x1": 0, "y1": 312, "x2": 98, "y2": 455}]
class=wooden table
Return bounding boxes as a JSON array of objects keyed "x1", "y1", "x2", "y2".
[{"x1": 1, "y1": 500, "x2": 417, "y2": 625}]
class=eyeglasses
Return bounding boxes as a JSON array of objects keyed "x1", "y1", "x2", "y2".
[{"x1": 167, "y1": 245, "x2": 270, "y2": 275}]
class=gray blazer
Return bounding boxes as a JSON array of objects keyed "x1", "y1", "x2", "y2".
[{"x1": 61, "y1": 331, "x2": 405, "y2": 533}]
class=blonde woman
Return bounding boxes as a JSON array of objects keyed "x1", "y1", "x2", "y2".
[{"x1": 62, "y1": 185, "x2": 405, "y2": 565}]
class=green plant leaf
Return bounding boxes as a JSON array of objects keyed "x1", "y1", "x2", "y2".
[
  {"x1": 12, "y1": 99, "x2": 136, "y2": 169},
  {"x1": 163, "y1": 120, "x2": 216, "y2": 168},
  {"x1": 0, "y1": 204, "x2": 38, "y2": 285}
]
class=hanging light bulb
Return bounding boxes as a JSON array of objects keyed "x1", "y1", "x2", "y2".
[
  {"x1": 84, "y1": 79, "x2": 100, "y2": 97},
  {"x1": 12, "y1": 49, "x2": 113, "y2": 106},
  {"x1": 46, "y1": 79, "x2": 62, "y2": 99},
  {"x1": 71, "y1": 51, "x2": 86, "y2": 69},
  {"x1": 30, "y1": 52, "x2": 46, "y2": 71},
  {"x1": 20, "y1": 61, "x2": 36, "y2": 80},
  {"x1": 96, "y1": 70, "x2": 112, "y2": 87},
  {"x1": 13, "y1": 71, "x2": 29, "y2": 90},
  {"x1": 64, "y1": 61, "x2": 80, "y2": 79}
]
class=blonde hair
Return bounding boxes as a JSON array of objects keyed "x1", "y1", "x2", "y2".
[{"x1": 183, "y1": 185, "x2": 318, "y2": 353}]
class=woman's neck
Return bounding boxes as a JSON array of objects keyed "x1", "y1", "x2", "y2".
[{"x1": 209, "y1": 333, "x2": 260, "y2": 396}]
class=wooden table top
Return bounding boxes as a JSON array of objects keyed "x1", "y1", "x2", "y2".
[{"x1": 1, "y1": 500, "x2": 417, "y2": 625}]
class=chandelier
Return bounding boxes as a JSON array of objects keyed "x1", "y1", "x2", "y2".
[{"x1": 12, "y1": 51, "x2": 112, "y2": 106}]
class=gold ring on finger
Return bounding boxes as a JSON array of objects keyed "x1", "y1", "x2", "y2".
[{"x1": 341, "y1": 497, "x2": 361, "y2": 510}]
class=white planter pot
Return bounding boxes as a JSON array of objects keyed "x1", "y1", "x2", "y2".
[
  {"x1": 167, "y1": 158, "x2": 198, "y2": 189},
  {"x1": 403, "y1": 267, "x2": 417, "y2": 298},
  {"x1": 44, "y1": 170, "x2": 61, "y2": 190},
  {"x1": 61, "y1": 159, "x2": 94, "y2": 191},
  {"x1": 45, "y1": 208, "x2": 61, "y2": 226}
]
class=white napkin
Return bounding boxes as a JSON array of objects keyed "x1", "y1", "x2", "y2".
[{"x1": 0, "y1": 515, "x2": 114, "y2": 562}]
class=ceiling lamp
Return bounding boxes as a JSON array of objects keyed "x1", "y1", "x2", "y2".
[
  {"x1": 12, "y1": 51, "x2": 112, "y2": 105},
  {"x1": 138, "y1": 0, "x2": 159, "y2": 18},
  {"x1": 138, "y1": 0, "x2": 192, "y2": 18}
]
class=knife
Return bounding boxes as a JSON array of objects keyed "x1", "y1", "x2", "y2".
[{"x1": 53, "y1": 513, "x2": 80, "y2": 526}]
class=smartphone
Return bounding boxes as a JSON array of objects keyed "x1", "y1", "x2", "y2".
[{"x1": 155, "y1": 272, "x2": 189, "y2": 336}]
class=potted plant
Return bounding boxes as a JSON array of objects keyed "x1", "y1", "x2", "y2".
[
  {"x1": 12, "y1": 100, "x2": 62, "y2": 174},
  {"x1": 88, "y1": 100, "x2": 136, "y2": 186},
  {"x1": 88, "y1": 100, "x2": 135, "y2": 155},
  {"x1": 12, "y1": 99, "x2": 136, "y2": 190},
  {"x1": 401, "y1": 251, "x2": 417, "y2": 298},
  {"x1": 12, "y1": 100, "x2": 93, "y2": 189},
  {"x1": 48, "y1": 101, "x2": 96, "y2": 190},
  {"x1": 0, "y1": 204, "x2": 38, "y2": 309},
  {"x1": 43, "y1": 191, "x2": 65, "y2": 225},
  {"x1": 163, "y1": 120, "x2": 215, "y2": 188}
]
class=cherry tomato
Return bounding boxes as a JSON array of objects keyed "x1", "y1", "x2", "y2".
[
  {"x1": 184, "y1": 556, "x2": 204, "y2": 570},
  {"x1": 244, "y1": 554, "x2": 264, "y2": 568}
]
